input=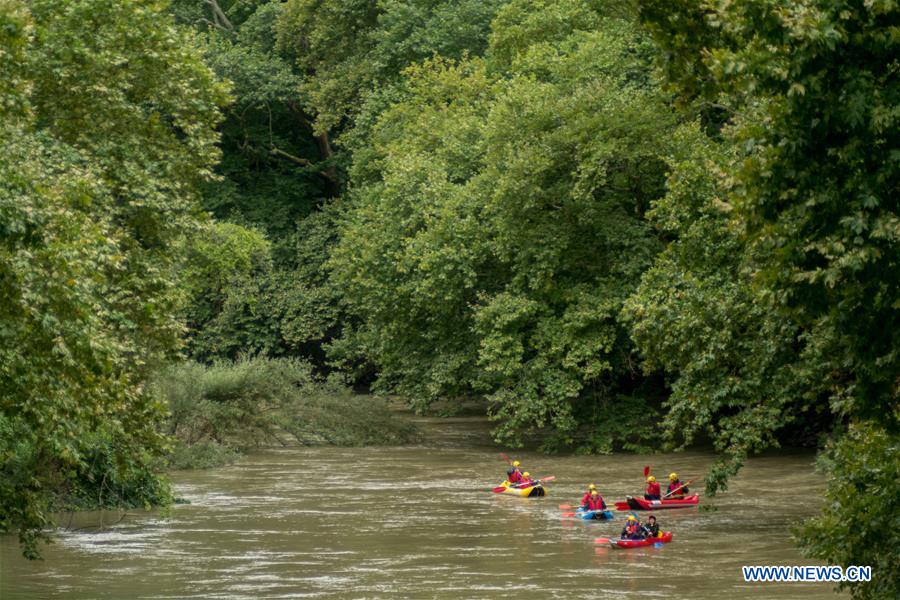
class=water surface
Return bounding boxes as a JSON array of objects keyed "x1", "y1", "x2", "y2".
[{"x1": 1, "y1": 416, "x2": 841, "y2": 598}]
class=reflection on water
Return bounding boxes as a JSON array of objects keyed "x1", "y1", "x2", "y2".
[{"x1": 1, "y1": 416, "x2": 842, "y2": 598}]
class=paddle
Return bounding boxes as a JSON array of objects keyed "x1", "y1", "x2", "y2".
[
  {"x1": 512, "y1": 475, "x2": 555, "y2": 488},
  {"x1": 662, "y1": 477, "x2": 699, "y2": 499},
  {"x1": 643, "y1": 465, "x2": 650, "y2": 478},
  {"x1": 499, "y1": 452, "x2": 512, "y2": 465},
  {"x1": 594, "y1": 537, "x2": 614, "y2": 544}
]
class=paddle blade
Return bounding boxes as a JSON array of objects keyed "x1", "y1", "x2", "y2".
[
  {"x1": 561, "y1": 512, "x2": 575, "y2": 517},
  {"x1": 558, "y1": 504, "x2": 575, "y2": 510},
  {"x1": 654, "y1": 542, "x2": 664, "y2": 548},
  {"x1": 539, "y1": 475, "x2": 556, "y2": 483},
  {"x1": 643, "y1": 465, "x2": 650, "y2": 478},
  {"x1": 499, "y1": 452, "x2": 512, "y2": 465},
  {"x1": 594, "y1": 537, "x2": 612, "y2": 544},
  {"x1": 492, "y1": 486, "x2": 507, "y2": 493}
]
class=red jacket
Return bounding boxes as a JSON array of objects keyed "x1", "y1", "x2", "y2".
[
  {"x1": 507, "y1": 469, "x2": 522, "y2": 484},
  {"x1": 580, "y1": 491, "x2": 592, "y2": 504},
  {"x1": 519, "y1": 476, "x2": 535, "y2": 487},
  {"x1": 584, "y1": 495, "x2": 606, "y2": 511},
  {"x1": 667, "y1": 481, "x2": 687, "y2": 496},
  {"x1": 646, "y1": 481, "x2": 661, "y2": 497},
  {"x1": 622, "y1": 521, "x2": 641, "y2": 538}
]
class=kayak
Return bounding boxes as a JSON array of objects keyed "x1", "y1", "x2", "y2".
[
  {"x1": 497, "y1": 482, "x2": 546, "y2": 497},
  {"x1": 614, "y1": 495, "x2": 700, "y2": 511},
  {"x1": 575, "y1": 508, "x2": 614, "y2": 520},
  {"x1": 610, "y1": 531, "x2": 673, "y2": 549}
]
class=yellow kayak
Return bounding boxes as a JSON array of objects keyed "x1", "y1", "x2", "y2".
[{"x1": 495, "y1": 481, "x2": 547, "y2": 497}]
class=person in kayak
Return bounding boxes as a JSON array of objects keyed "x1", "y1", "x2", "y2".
[
  {"x1": 621, "y1": 515, "x2": 644, "y2": 540},
  {"x1": 667, "y1": 473, "x2": 688, "y2": 498},
  {"x1": 517, "y1": 471, "x2": 535, "y2": 487},
  {"x1": 644, "y1": 515, "x2": 660, "y2": 538},
  {"x1": 582, "y1": 489, "x2": 607, "y2": 514},
  {"x1": 580, "y1": 483, "x2": 598, "y2": 505},
  {"x1": 506, "y1": 460, "x2": 523, "y2": 485},
  {"x1": 644, "y1": 475, "x2": 661, "y2": 500}
]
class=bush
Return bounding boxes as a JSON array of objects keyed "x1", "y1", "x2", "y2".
[{"x1": 152, "y1": 357, "x2": 420, "y2": 468}]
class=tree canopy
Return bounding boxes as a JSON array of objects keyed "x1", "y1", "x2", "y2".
[{"x1": 0, "y1": 0, "x2": 227, "y2": 556}]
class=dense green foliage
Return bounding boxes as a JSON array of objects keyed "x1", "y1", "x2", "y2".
[
  {"x1": 632, "y1": 2, "x2": 898, "y2": 596},
  {"x1": 327, "y1": 4, "x2": 679, "y2": 452},
  {"x1": 0, "y1": 0, "x2": 226, "y2": 557},
  {"x1": 154, "y1": 357, "x2": 420, "y2": 469}
]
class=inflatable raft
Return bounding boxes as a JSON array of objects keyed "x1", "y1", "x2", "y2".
[
  {"x1": 497, "y1": 482, "x2": 546, "y2": 497},
  {"x1": 614, "y1": 495, "x2": 699, "y2": 511},
  {"x1": 610, "y1": 531, "x2": 673, "y2": 549}
]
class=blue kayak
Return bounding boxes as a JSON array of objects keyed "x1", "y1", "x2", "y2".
[{"x1": 576, "y1": 508, "x2": 614, "y2": 520}]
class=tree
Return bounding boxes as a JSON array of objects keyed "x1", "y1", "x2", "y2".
[
  {"x1": 329, "y1": 1, "x2": 684, "y2": 451},
  {"x1": 0, "y1": 0, "x2": 227, "y2": 557},
  {"x1": 276, "y1": 0, "x2": 509, "y2": 135},
  {"x1": 634, "y1": 2, "x2": 898, "y2": 596}
]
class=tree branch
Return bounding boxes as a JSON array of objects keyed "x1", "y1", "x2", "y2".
[
  {"x1": 204, "y1": 0, "x2": 233, "y2": 31},
  {"x1": 270, "y1": 146, "x2": 311, "y2": 166}
]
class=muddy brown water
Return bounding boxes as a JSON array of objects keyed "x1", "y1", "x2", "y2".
[{"x1": 1, "y1": 416, "x2": 842, "y2": 598}]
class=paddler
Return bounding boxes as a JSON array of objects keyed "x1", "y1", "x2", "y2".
[
  {"x1": 582, "y1": 490, "x2": 607, "y2": 516},
  {"x1": 621, "y1": 515, "x2": 644, "y2": 540},
  {"x1": 644, "y1": 515, "x2": 660, "y2": 538},
  {"x1": 644, "y1": 475, "x2": 661, "y2": 500},
  {"x1": 667, "y1": 473, "x2": 688, "y2": 498},
  {"x1": 518, "y1": 471, "x2": 535, "y2": 487},
  {"x1": 580, "y1": 483, "x2": 598, "y2": 505},
  {"x1": 506, "y1": 460, "x2": 523, "y2": 485}
]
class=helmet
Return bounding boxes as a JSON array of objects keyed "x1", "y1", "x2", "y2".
[
  {"x1": 590, "y1": 490, "x2": 598, "y2": 496},
  {"x1": 588, "y1": 484, "x2": 597, "y2": 490},
  {"x1": 513, "y1": 460, "x2": 520, "y2": 467},
  {"x1": 647, "y1": 476, "x2": 656, "y2": 483},
  {"x1": 669, "y1": 472, "x2": 678, "y2": 480},
  {"x1": 627, "y1": 515, "x2": 636, "y2": 521},
  {"x1": 523, "y1": 472, "x2": 530, "y2": 477}
]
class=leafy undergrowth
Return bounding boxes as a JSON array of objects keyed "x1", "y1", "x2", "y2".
[{"x1": 152, "y1": 357, "x2": 421, "y2": 470}]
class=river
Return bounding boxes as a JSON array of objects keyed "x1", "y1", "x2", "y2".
[{"x1": 1, "y1": 415, "x2": 842, "y2": 598}]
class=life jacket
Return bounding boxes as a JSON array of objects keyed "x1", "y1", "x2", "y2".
[
  {"x1": 580, "y1": 491, "x2": 592, "y2": 504},
  {"x1": 667, "y1": 481, "x2": 687, "y2": 496},
  {"x1": 645, "y1": 522, "x2": 660, "y2": 537},
  {"x1": 646, "y1": 481, "x2": 661, "y2": 497},
  {"x1": 585, "y1": 495, "x2": 606, "y2": 511},
  {"x1": 507, "y1": 468, "x2": 522, "y2": 484},
  {"x1": 622, "y1": 521, "x2": 641, "y2": 538},
  {"x1": 519, "y1": 476, "x2": 535, "y2": 487}
]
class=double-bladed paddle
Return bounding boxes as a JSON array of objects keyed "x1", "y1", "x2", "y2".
[{"x1": 662, "y1": 477, "x2": 699, "y2": 499}]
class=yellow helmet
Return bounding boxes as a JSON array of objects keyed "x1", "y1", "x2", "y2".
[
  {"x1": 513, "y1": 460, "x2": 520, "y2": 467},
  {"x1": 669, "y1": 472, "x2": 678, "y2": 480},
  {"x1": 523, "y1": 472, "x2": 531, "y2": 477},
  {"x1": 588, "y1": 484, "x2": 597, "y2": 490},
  {"x1": 627, "y1": 515, "x2": 636, "y2": 521},
  {"x1": 647, "y1": 475, "x2": 656, "y2": 483},
  {"x1": 590, "y1": 490, "x2": 598, "y2": 496}
]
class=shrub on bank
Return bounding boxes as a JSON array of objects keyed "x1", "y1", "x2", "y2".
[{"x1": 152, "y1": 357, "x2": 420, "y2": 469}]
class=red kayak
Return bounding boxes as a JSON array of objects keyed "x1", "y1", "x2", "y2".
[
  {"x1": 614, "y1": 495, "x2": 700, "y2": 511},
  {"x1": 611, "y1": 531, "x2": 673, "y2": 549}
]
